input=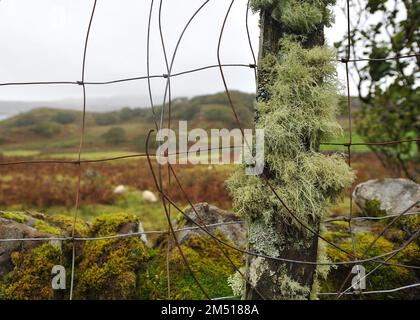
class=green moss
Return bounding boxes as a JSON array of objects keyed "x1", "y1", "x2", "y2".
[
  {"x1": 74, "y1": 213, "x2": 150, "y2": 300},
  {"x1": 34, "y1": 219, "x2": 62, "y2": 236},
  {"x1": 0, "y1": 211, "x2": 28, "y2": 224},
  {"x1": 89, "y1": 212, "x2": 139, "y2": 237},
  {"x1": 74, "y1": 237, "x2": 149, "y2": 300},
  {"x1": 138, "y1": 234, "x2": 243, "y2": 300},
  {"x1": 382, "y1": 227, "x2": 406, "y2": 243},
  {"x1": 321, "y1": 232, "x2": 420, "y2": 299},
  {"x1": 329, "y1": 220, "x2": 350, "y2": 228},
  {"x1": 0, "y1": 212, "x2": 155, "y2": 300},
  {"x1": 364, "y1": 199, "x2": 387, "y2": 217},
  {"x1": 2, "y1": 243, "x2": 64, "y2": 300},
  {"x1": 48, "y1": 214, "x2": 89, "y2": 237},
  {"x1": 396, "y1": 215, "x2": 420, "y2": 245}
]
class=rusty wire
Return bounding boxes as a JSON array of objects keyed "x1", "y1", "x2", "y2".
[
  {"x1": 0, "y1": 0, "x2": 419, "y2": 301},
  {"x1": 68, "y1": 0, "x2": 98, "y2": 301}
]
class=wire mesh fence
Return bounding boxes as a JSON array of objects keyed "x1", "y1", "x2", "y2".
[{"x1": 0, "y1": 0, "x2": 419, "y2": 300}]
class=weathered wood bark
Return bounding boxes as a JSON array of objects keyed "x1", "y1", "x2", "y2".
[{"x1": 245, "y1": 10, "x2": 325, "y2": 300}]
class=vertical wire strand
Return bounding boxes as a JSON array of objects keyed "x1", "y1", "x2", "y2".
[
  {"x1": 147, "y1": 0, "x2": 157, "y2": 124},
  {"x1": 336, "y1": 0, "x2": 359, "y2": 300},
  {"x1": 145, "y1": 130, "x2": 211, "y2": 299},
  {"x1": 157, "y1": 0, "x2": 210, "y2": 299},
  {"x1": 69, "y1": 0, "x2": 98, "y2": 300},
  {"x1": 245, "y1": 0, "x2": 257, "y2": 83}
]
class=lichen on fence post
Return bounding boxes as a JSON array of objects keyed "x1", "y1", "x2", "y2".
[{"x1": 227, "y1": 0, "x2": 354, "y2": 299}]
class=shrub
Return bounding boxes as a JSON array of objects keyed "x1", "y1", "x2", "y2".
[
  {"x1": 95, "y1": 113, "x2": 118, "y2": 126},
  {"x1": 31, "y1": 122, "x2": 61, "y2": 138},
  {"x1": 15, "y1": 114, "x2": 36, "y2": 127},
  {"x1": 102, "y1": 127, "x2": 126, "y2": 145},
  {"x1": 52, "y1": 112, "x2": 76, "y2": 125},
  {"x1": 119, "y1": 107, "x2": 135, "y2": 122}
]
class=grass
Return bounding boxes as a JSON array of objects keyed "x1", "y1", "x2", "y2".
[
  {"x1": 2, "y1": 131, "x2": 371, "y2": 159},
  {"x1": 320, "y1": 132, "x2": 369, "y2": 152},
  {"x1": 1, "y1": 150, "x2": 41, "y2": 157}
]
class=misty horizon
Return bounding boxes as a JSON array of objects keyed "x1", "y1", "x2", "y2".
[
  {"x1": 0, "y1": 90, "x2": 254, "y2": 119},
  {"x1": 0, "y1": 0, "x2": 350, "y2": 117}
]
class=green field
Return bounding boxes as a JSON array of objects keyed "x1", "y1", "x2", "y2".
[{"x1": 320, "y1": 132, "x2": 370, "y2": 152}]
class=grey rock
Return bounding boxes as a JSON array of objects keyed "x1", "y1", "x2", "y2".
[
  {"x1": 353, "y1": 178, "x2": 420, "y2": 216},
  {"x1": 0, "y1": 217, "x2": 53, "y2": 278},
  {"x1": 176, "y1": 202, "x2": 245, "y2": 247},
  {"x1": 118, "y1": 221, "x2": 138, "y2": 235}
]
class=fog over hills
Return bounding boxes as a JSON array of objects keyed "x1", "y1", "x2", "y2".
[{"x1": 0, "y1": 95, "x2": 160, "y2": 119}]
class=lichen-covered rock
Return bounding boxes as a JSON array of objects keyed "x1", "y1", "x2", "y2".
[
  {"x1": 1, "y1": 243, "x2": 65, "y2": 300},
  {"x1": 176, "y1": 202, "x2": 245, "y2": 247},
  {"x1": 353, "y1": 178, "x2": 420, "y2": 216},
  {"x1": 138, "y1": 233, "x2": 243, "y2": 300},
  {"x1": 137, "y1": 203, "x2": 245, "y2": 300},
  {"x1": 0, "y1": 217, "x2": 55, "y2": 278},
  {"x1": 74, "y1": 213, "x2": 150, "y2": 300},
  {"x1": 322, "y1": 230, "x2": 420, "y2": 299},
  {"x1": 0, "y1": 211, "x2": 150, "y2": 300}
]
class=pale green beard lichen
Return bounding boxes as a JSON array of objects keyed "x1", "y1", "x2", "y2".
[
  {"x1": 276, "y1": 273, "x2": 311, "y2": 300},
  {"x1": 248, "y1": 257, "x2": 270, "y2": 288},
  {"x1": 250, "y1": 0, "x2": 336, "y2": 32},
  {"x1": 227, "y1": 41, "x2": 354, "y2": 232},
  {"x1": 228, "y1": 267, "x2": 246, "y2": 298},
  {"x1": 227, "y1": 0, "x2": 354, "y2": 300}
]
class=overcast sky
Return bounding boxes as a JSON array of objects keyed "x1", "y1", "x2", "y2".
[{"x1": 0, "y1": 0, "x2": 349, "y2": 106}]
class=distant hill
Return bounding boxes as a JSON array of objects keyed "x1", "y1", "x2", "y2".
[
  {"x1": 0, "y1": 91, "x2": 256, "y2": 154},
  {"x1": 0, "y1": 91, "x2": 362, "y2": 155},
  {"x1": 0, "y1": 95, "x2": 154, "y2": 118}
]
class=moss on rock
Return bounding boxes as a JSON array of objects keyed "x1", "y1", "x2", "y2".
[
  {"x1": 0, "y1": 211, "x2": 28, "y2": 224},
  {"x1": 34, "y1": 219, "x2": 62, "y2": 236},
  {"x1": 138, "y1": 234, "x2": 243, "y2": 300},
  {"x1": 364, "y1": 199, "x2": 387, "y2": 217},
  {"x1": 47, "y1": 214, "x2": 90, "y2": 237},
  {"x1": 0, "y1": 211, "x2": 152, "y2": 300},
  {"x1": 74, "y1": 213, "x2": 150, "y2": 300},
  {"x1": 321, "y1": 231, "x2": 420, "y2": 299},
  {"x1": 1, "y1": 243, "x2": 65, "y2": 300}
]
